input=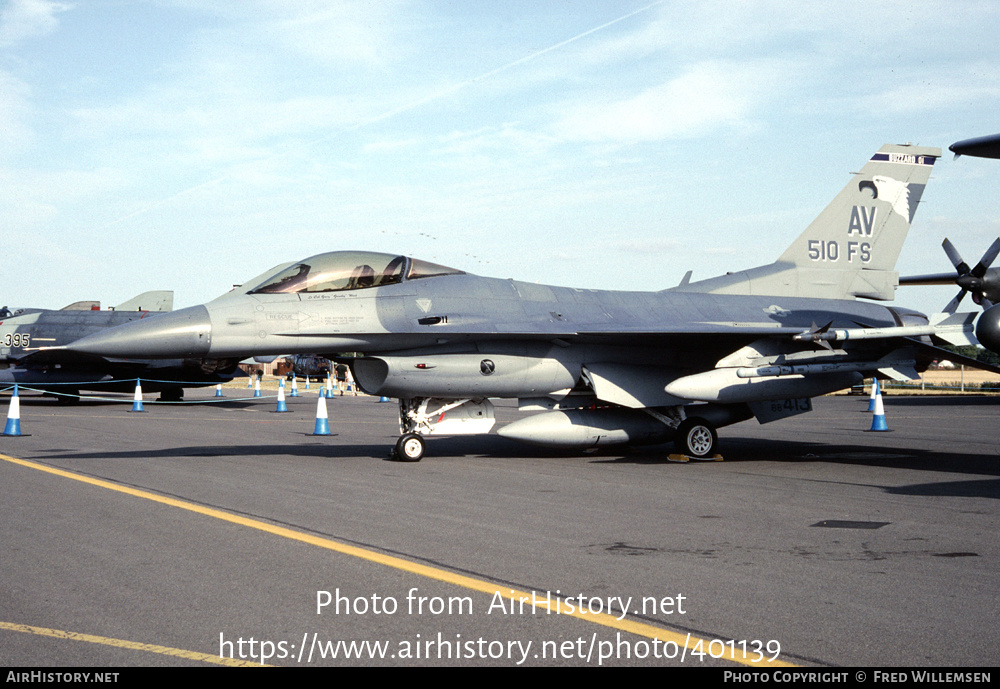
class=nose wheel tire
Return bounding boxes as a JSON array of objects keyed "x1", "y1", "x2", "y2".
[
  {"x1": 675, "y1": 418, "x2": 717, "y2": 458},
  {"x1": 395, "y1": 433, "x2": 426, "y2": 462}
]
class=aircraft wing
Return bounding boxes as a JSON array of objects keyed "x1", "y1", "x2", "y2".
[
  {"x1": 549, "y1": 324, "x2": 813, "y2": 350},
  {"x1": 903, "y1": 337, "x2": 1000, "y2": 376},
  {"x1": 295, "y1": 316, "x2": 971, "y2": 347},
  {"x1": 292, "y1": 323, "x2": 816, "y2": 359},
  {"x1": 899, "y1": 272, "x2": 958, "y2": 286},
  {"x1": 951, "y1": 133, "x2": 1000, "y2": 159},
  {"x1": 12, "y1": 347, "x2": 125, "y2": 370}
]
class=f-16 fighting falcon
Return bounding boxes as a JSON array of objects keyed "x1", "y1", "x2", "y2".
[
  {"x1": 1, "y1": 291, "x2": 241, "y2": 402},
  {"x1": 60, "y1": 144, "x2": 996, "y2": 460}
]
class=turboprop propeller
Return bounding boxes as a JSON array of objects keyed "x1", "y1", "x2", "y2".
[
  {"x1": 941, "y1": 238, "x2": 1000, "y2": 311},
  {"x1": 900, "y1": 238, "x2": 1000, "y2": 353}
]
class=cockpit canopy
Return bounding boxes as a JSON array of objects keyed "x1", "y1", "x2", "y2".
[{"x1": 250, "y1": 251, "x2": 464, "y2": 294}]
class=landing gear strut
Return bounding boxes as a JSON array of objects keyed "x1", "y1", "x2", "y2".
[{"x1": 390, "y1": 397, "x2": 496, "y2": 462}]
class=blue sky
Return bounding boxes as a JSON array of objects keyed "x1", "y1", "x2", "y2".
[{"x1": 3, "y1": 0, "x2": 1000, "y2": 317}]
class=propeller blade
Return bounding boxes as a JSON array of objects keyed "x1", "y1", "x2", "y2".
[
  {"x1": 939, "y1": 238, "x2": 1000, "y2": 311},
  {"x1": 944, "y1": 289, "x2": 966, "y2": 314},
  {"x1": 942, "y1": 238, "x2": 970, "y2": 274},
  {"x1": 971, "y1": 237, "x2": 1000, "y2": 278}
]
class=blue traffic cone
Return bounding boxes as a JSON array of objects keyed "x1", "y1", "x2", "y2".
[
  {"x1": 253, "y1": 378, "x2": 262, "y2": 398},
  {"x1": 3, "y1": 385, "x2": 22, "y2": 436},
  {"x1": 275, "y1": 379, "x2": 288, "y2": 412},
  {"x1": 378, "y1": 396, "x2": 390, "y2": 403},
  {"x1": 867, "y1": 378, "x2": 880, "y2": 411},
  {"x1": 305, "y1": 376, "x2": 311, "y2": 390},
  {"x1": 290, "y1": 374, "x2": 299, "y2": 397},
  {"x1": 130, "y1": 380, "x2": 145, "y2": 412},
  {"x1": 312, "y1": 393, "x2": 330, "y2": 435},
  {"x1": 868, "y1": 385, "x2": 889, "y2": 432},
  {"x1": 215, "y1": 384, "x2": 224, "y2": 397},
  {"x1": 247, "y1": 376, "x2": 253, "y2": 389}
]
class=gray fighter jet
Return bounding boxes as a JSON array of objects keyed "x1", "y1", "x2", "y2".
[
  {"x1": 1, "y1": 291, "x2": 240, "y2": 402},
  {"x1": 62, "y1": 144, "x2": 992, "y2": 459}
]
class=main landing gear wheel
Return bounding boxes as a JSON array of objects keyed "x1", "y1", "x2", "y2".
[
  {"x1": 395, "y1": 433, "x2": 426, "y2": 462},
  {"x1": 675, "y1": 418, "x2": 717, "y2": 458}
]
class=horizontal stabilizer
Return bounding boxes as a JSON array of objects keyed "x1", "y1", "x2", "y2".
[
  {"x1": 877, "y1": 351, "x2": 920, "y2": 381},
  {"x1": 877, "y1": 366, "x2": 919, "y2": 381}
]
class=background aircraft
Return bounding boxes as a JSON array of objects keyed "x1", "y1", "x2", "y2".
[
  {"x1": 1, "y1": 291, "x2": 240, "y2": 402},
  {"x1": 284, "y1": 354, "x2": 332, "y2": 381},
  {"x1": 950, "y1": 133, "x2": 1000, "y2": 159},
  {"x1": 62, "y1": 144, "x2": 996, "y2": 459},
  {"x1": 900, "y1": 238, "x2": 1000, "y2": 340},
  {"x1": 899, "y1": 134, "x2": 1000, "y2": 353}
]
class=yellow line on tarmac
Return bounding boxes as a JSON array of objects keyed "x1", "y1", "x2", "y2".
[
  {"x1": 0, "y1": 621, "x2": 262, "y2": 667},
  {"x1": 1, "y1": 453, "x2": 795, "y2": 667}
]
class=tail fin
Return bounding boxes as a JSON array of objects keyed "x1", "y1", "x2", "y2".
[
  {"x1": 680, "y1": 143, "x2": 941, "y2": 300},
  {"x1": 59, "y1": 301, "x2": 101, "y2": 311},
  {"x1": 113, "y1": 291, "x2": 174, "y2": 312}
]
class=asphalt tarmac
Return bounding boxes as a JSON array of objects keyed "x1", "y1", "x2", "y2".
[{"x1": 1, "y1": 386, "x2": 997, "y2": 667}]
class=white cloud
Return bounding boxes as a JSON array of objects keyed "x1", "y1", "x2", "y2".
[
  {"x1": 553, "y1": 61, "x2": 769, "y2": 143},
  {"x1": 0, "y1": 0, "x2": 71, "y2": 47},
  {"x1": 435, "y1": 123, "x2": 557, "y2": 159},
  {"x1": 0, "y1": 165, "x2": 129, "y2": 243},
  {"x1": 0, "y1": 71, "x2": 36, "y2": 159},
  {"x1": 859, "y1": 69, "x2": 1000, "y2": 115},
  {"x1": 260, "y1": 0, "x2": 404, "y2": 66},
  {"x1": 174, "y1": 0, "x2": 410, "y2": 68},
  {"x1": 362, "y1": 136, "x2": 421, "y2": 154}
]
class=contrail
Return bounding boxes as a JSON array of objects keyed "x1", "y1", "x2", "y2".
[{"x1": 102, "y1": 1, "x2": 665, "y2": 229}]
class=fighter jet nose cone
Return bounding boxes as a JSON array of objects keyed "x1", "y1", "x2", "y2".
[
  {"x1": 66, "y1": 305, "x2": 212, "y2": 358},
  {"x1": 976, "y1": 304, "x2": 1000, "y2": 355}
]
